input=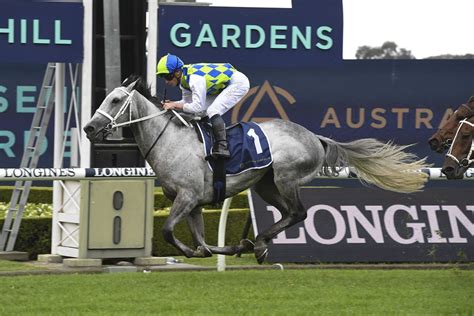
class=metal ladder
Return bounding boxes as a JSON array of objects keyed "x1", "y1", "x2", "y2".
[{"x1": 0, "y1": 63, "x2": 56, "y2": 251}]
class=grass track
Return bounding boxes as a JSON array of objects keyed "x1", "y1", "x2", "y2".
[{"x1": 0, "y1": 269, "x2": 472, "y2": 315}]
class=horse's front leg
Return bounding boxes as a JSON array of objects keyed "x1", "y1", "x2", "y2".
[
  {"x1": 186, "y1": 206, "x2": 212, "y2": 257},
  {"x1": 162, "y1": 191, "x2": 199, "y2": 258},
  {"x1": 187, "y1": 206, "x2": 254, "y2": 257}
]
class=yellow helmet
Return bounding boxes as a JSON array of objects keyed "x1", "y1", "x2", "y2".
[{"x1": 156, "y1": 54, "x2": 184, "y2": 75}]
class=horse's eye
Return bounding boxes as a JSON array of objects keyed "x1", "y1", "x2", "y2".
[{"x1": 112, "y1": 97, "x2": 120, "y2": 104}]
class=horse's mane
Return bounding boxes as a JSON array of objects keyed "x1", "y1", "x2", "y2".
[
  {"x1": 121, "y1": 74, "x2": 162, "y2": 106},
  {"x1": 468, "y1": 96, "x2": 474, "y2": 104}
]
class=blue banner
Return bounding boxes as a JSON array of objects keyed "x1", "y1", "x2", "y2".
[
  {"x1": 158, "y1": 0, "x2": 343, "y2": 67},
  {"x1": 157, "y1": 2, "x2": 474, "y2": 167},
  {"x1": 0, "y1": 63, "x2": 78, "y2": 169},
  {"x1": 230, "y1": 60, "x2": 474, "y2": 167},
  {"x1": 0, "y1": 0, "x2": 83, "y2": 63},
  {"x1": 250, "y1": 187, "x2": 474, "y2": 263}
]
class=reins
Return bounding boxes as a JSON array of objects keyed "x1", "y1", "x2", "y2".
[{"x1": 96, "y1": 86, "x2": 190, "y2": 160}]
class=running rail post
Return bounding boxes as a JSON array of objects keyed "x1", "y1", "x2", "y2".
[{"x1": 217, "y1": 197, "x2": 233, "y2": 272}]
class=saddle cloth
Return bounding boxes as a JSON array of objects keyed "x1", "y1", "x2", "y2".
[{"x1": 195, "y1": 121, "x2": 273, "y2": 175}]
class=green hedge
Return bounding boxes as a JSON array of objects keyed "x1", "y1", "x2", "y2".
[
  {"x1": 0, "y1": 186, "x2": 53, "y2": 204},
  {"x1": 0, "y1": 186, "x2": 250, "y2": 209},
  {"x1": 0, "y1": 209, "x2": 253, "y2": 260}
]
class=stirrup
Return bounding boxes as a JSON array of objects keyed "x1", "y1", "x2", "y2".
[
  {"x1": 211, "y1": 147, "x2": 230, "y2": 159},
  {"x1": 205, "y1": 151, "x2": 230, "y2": 161}
]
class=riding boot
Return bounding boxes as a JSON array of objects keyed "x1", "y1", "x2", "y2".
[{"x1": 210, "y1": 114, "x2": 230, "y2": 159}]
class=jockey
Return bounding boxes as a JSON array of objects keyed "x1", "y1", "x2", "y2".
[{"x1": 156, "y1": 53, "x2": 250, "y2": 159}]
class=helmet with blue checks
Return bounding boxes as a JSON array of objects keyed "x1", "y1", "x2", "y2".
[{"x1": 156, "y1": 54, "x2": 184, "y2": 76}]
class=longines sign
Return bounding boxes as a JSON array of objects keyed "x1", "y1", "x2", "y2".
[
  {"x1": 0, "y1": 167, "x2": 156, "y2": 181},
  {"x1": 249, "y1": 187, "x2": 474, "y2": 263}
]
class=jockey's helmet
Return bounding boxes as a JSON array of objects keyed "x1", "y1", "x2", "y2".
[{"x1": 156, "y1": 54, "x2": 184, "y2": 76}]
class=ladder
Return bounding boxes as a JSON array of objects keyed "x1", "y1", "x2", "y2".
[{"x1": 0, "y1": 63, "x2": 56, "y2": 251}]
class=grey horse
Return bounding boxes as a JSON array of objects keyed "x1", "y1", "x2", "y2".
[{"x1": 83, "y1": 75, "x2": 430, "y2": 263}]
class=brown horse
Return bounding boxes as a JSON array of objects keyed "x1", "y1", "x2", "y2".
[
  {"x1": 428, "y1": 96, "x2": 474, "y2": 153},
  {"x1": 441, "y1": 115, "x2": 474, "y2": 179}
]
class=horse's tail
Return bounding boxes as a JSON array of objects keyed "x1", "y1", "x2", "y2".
[{"x1": 317, "y1": 136, "x2": 431, "y2": 193}]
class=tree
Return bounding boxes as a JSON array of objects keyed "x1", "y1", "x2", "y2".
[
  {"x1": 424, "y1": 54, "x2": 474, "y2": 59},
  {"x1": 356, "y1": 41, "x2": 415, "y2": 59}
]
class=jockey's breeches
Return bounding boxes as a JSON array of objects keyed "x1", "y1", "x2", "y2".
[{"x1": 206, "y1": 71, "x2": 250, "y2": 118}]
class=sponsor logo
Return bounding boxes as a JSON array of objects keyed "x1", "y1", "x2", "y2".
[
  {"x1": 91, "y1": 168, "x2": 156, "y2": 178},
  {"x1": 266, "y1": 204, "x2": 474, "y2": 245},
  {"x1": 169, "y1": 23, "x2": 334, "y2": 51},
  {"x1": 0, "y1": 19, "x2": 72, "y2": 46},
  {"x1": 231, "y1": 81, "x2": 296, "y2": 123},
  {"x1": 2, "y1": 168, "x2": 76, "y2": 178}
]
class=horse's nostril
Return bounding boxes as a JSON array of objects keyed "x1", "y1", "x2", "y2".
[
  {"x1": 441, "y1": 166, "x2": 454, "y2": 176},
  {"x1": 84, "y1": 125, "x2": 95, "y2": 135},
  {"x1": 428, "y1": 138, "x2": 439, "y2": 150}
]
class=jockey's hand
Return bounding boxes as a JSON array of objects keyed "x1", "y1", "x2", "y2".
[{"x1": 162, "y1": 101, "x2": 183, "y2": 111}]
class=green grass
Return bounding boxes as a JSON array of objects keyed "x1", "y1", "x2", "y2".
[
  {"x1": 0, "y1": 269, "x2": 472, "y2": 315},
  {"x1": 177, "y1": 253, "x2": 263, "y2": 266},
  {"x1": 0, "y1": 260, "x2": 47, "y2": 272}
]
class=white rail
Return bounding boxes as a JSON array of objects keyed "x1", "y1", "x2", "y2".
[
  {"x1": 0, "y1": 167, "x2": 473, "y2": 181},
  {"x1": 0, "y1": 167, "x2": 156, "y2": 181}
]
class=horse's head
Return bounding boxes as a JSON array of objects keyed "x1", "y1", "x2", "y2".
[
  {"x1": 429, "y1": 97, "x2": 474, "y2": 153},
  {"x1": 83, "y1": 75, "x2": 148, "y2": 142},
  {"x1": 441, "y1": 116, "x2": 474, "y2": 179}
]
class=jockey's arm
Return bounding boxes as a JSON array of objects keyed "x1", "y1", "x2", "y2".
[
  {"x1": 181, "y1": 75, "x2": 207, "y2": 114},
  {"x1": 163, "y1": 75, "x2": 206, "y2": 114}
]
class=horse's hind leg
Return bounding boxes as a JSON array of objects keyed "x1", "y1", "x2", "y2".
[
  {"x1": 187, "y1": 206, "x2": 253, "y2": 256},
  {"x1": 254, "y1": 177, "x2": 306, "y2": 264},
  {"x1": 252, "y1": 171, "x2": 294, "y2": 263}
]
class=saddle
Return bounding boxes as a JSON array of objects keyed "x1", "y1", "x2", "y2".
[{"x1": 170, "y1": 112, "x2": 273, "y2": 204}]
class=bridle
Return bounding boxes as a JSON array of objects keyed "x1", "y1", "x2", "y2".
[
  {"x1": 95, "y1": 86, "x2": 190, "y2": 159},
  {"x1": 445, "y1": 118, "x2": 474, "y2": 167},
  {"x1": 439, "y1": 104, "x2": 474, "y2": 150},
  {"x1": 96, "y1": 87, "x2": 168, "y2": 136}
]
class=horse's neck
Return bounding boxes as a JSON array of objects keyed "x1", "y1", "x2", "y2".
[
  {"x1": 130, "y1": 96, "x2": 190, "y2": 162},
  {"x1": 130, "y1": 97, "x2": 167, "y2": 151}
]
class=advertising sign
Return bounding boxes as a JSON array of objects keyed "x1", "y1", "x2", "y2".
[
  {"x1": 0, "y1": 63, "x2": 78, "y2": 169},
  {"x1": 158, "y1": 0, "x2": 343, "y2": 67},
  {"x1": 230, "y1": 60, "x2": 474, "y2": 167},
  {"x1": 0, "y1": 0, "x2": 84, "y2": 63},
  {"x1": 249, "y1": 187, "x2": 474, "y2": 263},
  {"x1": 157, "y1": 2, "x2": 474, "y2": 167},
  {"x1": 0, "y1": 1, "x2": 84, "y2": 168}
]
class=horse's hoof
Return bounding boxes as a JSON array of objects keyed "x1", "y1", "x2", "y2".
[
  {"x1": 193, "y1": 245, "x2": 213, "y2": 258},
  {"x1": 240, "y1": 239, "x2": 255, "y2": 252},
  {"x1": 254, "y1": 239, "x2": 268, "y2": 264},
  {"x1": 255, "y1": 248, "x2": 268, "y2": 264}
]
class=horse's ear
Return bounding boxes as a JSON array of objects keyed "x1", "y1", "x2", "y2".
[{"x1": 125, "y1": 79, "x2": 140, "y2": 92}]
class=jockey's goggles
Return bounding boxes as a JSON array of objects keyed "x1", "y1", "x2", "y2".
[{"x1": 159, "y1": 73, "x2": 175, "y2": 81}]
